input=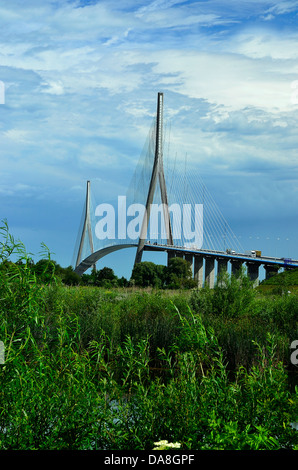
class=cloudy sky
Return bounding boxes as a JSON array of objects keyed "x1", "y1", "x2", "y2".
[{"x1": 1, "y1": 0, "x2": 298, "y2": 278}]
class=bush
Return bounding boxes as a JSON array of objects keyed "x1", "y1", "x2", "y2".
[
  {"x1": 131, "y1": 261, "x2": 165, "y2": 288},
  {"x1": 190, "y1": 268, "x2": 255, "y2": 319}
]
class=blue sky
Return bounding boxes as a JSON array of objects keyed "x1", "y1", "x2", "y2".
[{"x1": 1, "y1": 0, "x2": 298, "y2": 279}]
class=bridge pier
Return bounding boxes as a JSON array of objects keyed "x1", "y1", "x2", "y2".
[
  {"x1": 184, "y1": 253, "x2": 193, "y2": 274},
  {"x1": 246, "y1": 262, "x2": 259, "y2": 287},
  {"x1": 217, "y1": 258, "x2": 228, "y2": 275},
  {"x1": 184, "y1": 253, "x2": 193, "y2": 264},
  {"x1": 205, "y1": 257, "x2": 215, "y2": 288},
  {"x1": 194, "y1": 256, "x2": 204, "y2": 288},
  {"x1": 231, "y1": 260, "x2": 243, "y2": 278},
  {"x1": 167, "y1": 251, "x2": 175, "y2": 266},
  {"x1": 264, "y1": 265, "x2": 279, "y2": 280},
  {"x1": 217, "y1": 258, "x2": 228, "y2": 286}
]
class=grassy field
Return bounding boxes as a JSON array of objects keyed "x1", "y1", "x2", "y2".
[{"x1": 0, "y1": 222, "x2": 298, "y2": 450}]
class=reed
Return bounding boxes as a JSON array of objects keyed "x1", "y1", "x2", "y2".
[{"x1": 0, "y1": 221, "x2": 297, "y2": 450}]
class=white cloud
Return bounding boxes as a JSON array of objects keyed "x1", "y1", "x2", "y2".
[
  {"x1": 265, "y1": 0, "x2": 298, "y2": 15},
  {"x1": 228, "y1": 29, "x2": 298, "y2": 60},
  {"x1": 40, "y1": 80, "x2": 65, "y2": 95},
  {"x1": 136, "y1": 0, "x2": 187, "y2": 15},
  {"x1": 3, "y1": 129, "x2": 35, "y2": 143},
  {"x1": 262, "y1": 13, "x2": 275, "y2": 20},
  {"x1": 1, "y1": 0, "x2": 298, "y2": 266},
  {"x1": 149, "y1": 50, "x2": 295, "y2": 112}
]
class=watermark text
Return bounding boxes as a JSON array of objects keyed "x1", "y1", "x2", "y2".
[
  {"x1": 95, "y1": 196, "x2": 203, "y2": 248},
  {"x1": 0, "y1": 341, "x2": 4, "y2": 364},
  {"x1": 290, "y1": 340, "x2": 298, "y2": 365}
]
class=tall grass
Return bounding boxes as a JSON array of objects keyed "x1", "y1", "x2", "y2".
[{"x1": 0, "y1": 221, "x2": 297, "y2": 450}]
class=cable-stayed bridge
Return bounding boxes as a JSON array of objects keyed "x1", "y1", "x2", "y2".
[{"x1": 73, "y1": 92, "x2": 298, "y2": 287}]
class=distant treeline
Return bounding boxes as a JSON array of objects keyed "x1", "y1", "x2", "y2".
[{"x1": 0, "y1": 256, "x2": 197, "y2": 289}]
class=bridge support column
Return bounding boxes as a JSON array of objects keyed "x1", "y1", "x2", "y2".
[
  {"x1": 194, "y1": 256, "x2": 204, "y2": 288},
  {"x1": 247, "y1": 263, "x2": 259, "y2": 287},
  {"x1": 217, "y1": 258, "x2": 228, "y2": 286},
  {"x1": 217, "y1": 258, "x2": 228, "y2": 275},
  {"x1": 205, "y1": 257, "x2": 215, "y2": 288},
  {"x1": 184, "y1": 253, "x2": 193, "y2": 264},
  {"x1": 264, "y1": 265, "x2": 279, "y2": 280},
  {"x1": 76, "y1": 180, "x2": 96, "y2": 272},
  {"x1": 184, "y1": 254, "x2": 193, "y2": 273},
  {"x1": 231, "y1": 260, "x2": 243, "y2": 278},
  {"x1": 167, "y1": 251, "x2": 175, "y2": 266}
]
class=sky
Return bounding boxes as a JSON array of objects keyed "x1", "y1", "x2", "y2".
[{"x1": 1, "y1": 0, "x2": 298, "y2": 280}]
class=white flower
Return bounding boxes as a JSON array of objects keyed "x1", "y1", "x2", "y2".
[{"x1": 153, "y1": 440, "x2": 181, "y2": 450}]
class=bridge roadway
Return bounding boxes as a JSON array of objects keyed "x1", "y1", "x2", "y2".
[
  {"x1": 74, "y1": 241, "x2": 298, "y2": 287},
  {"x1": 144, "y1": 242, "x2": 298, "y2": 287}
]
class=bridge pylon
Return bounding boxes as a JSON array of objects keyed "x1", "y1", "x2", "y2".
[
  {"x1": 75, "y1": 180, "x2": 96, "y2": 272},
  {"x1": 134, "y1": 92, "x2": 173, "y2": 267}
]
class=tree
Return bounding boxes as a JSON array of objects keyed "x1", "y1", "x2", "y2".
[
  {"x1": 91, "y1": 266, "x2": 118, "y2": 287},
  {"x1": 165, "y1": 257, "x2": 196, "y2": 289},
  {"x1": 131, "y1": 258, "x2": 197, "y2": 289},
  {"x1": 81, "y1": 273, "x2": 93, "y2": 286},
  {"x1": 131, "y1": 261, "x2": 166, "y2": 288},
  {"x1": 62, "y1": 266, "x2": 81, "y2": 286},
  {"x1": 117, "y1": 276, "x2": 129, "y2": 287}
]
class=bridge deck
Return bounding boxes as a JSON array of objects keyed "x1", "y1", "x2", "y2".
[
  {"x1": 144, "y1": 243, "x2": 298, "y2": 268},
  {"x1": 75, "y1": 241, "x2": 298, "y2": 276}
]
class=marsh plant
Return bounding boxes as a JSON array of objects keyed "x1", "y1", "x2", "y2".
[{"x1": 0, "y1": 221, "x2": 297, "y2": 450}]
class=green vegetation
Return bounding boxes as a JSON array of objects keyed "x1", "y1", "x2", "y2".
[
  {"x1": 0, "y1": 220, "x2": 297, "y2": 450},
  {"x1": 130, "y1": 257, "x2": 196, "y2": 289},
  {"x1": 1, "y1": 248, "x2": 195, "y2": 290},
  {"x1": 259, "y1": 267, "x2": 298, "y2": 296}
]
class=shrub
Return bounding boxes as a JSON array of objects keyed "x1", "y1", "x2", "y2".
[{"x1": 190, "y1": 269, "x2": 255, "y2": 319}]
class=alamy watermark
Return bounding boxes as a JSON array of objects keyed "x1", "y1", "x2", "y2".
[
  {"x1": 0, "y1": 81, "x2": 4, "y2": 104},
  {"x1": 290, "y1": 340, "x2": 298, "y2": 366},
  {"x1": 0, "y1": 341, "x2": 4, "y2": 364},
  {"x1": 94, "y1": 196, "x2": 204, "y2": 248}
]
